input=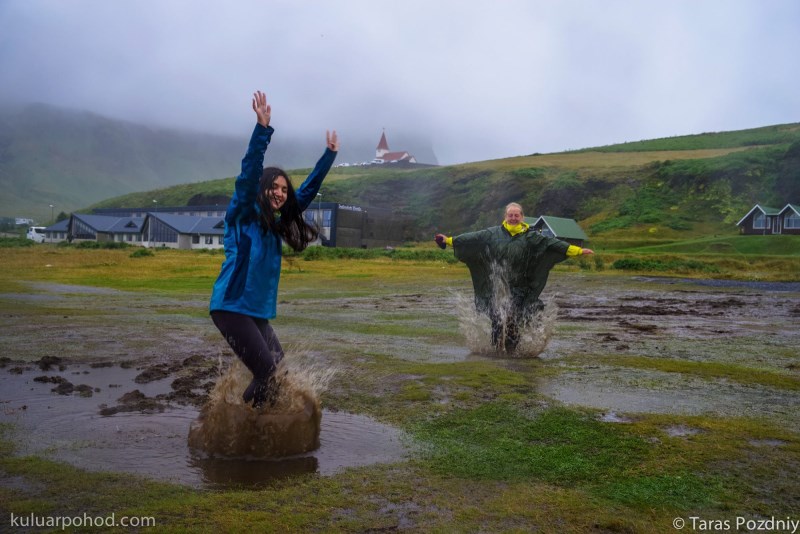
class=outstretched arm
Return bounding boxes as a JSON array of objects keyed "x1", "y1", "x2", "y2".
[{"x1": 566, "y1": 245, "x2": 594, "y2": 257}]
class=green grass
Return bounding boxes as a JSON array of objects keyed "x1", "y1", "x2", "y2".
[
  {"x1": 611, "y1": 257, "x2": 721, "y2": 273},
  {"x1": 413, "y1": 403, "x2": 650, "y2": 483},
  {"x1": 0, "y1": 237, "x2": 33, "y2": 248},
  {"x1": 579, "y1": 122, "x2": 800, "y2": 152},
  {"x1": 411, "y1": 402, "x2": 732, "y2": 510},
  {"x1": 298, "y1": 245, "x2": 458, "y2": 263},
  {"x1": 627, "y1": 234, "x2": 800, "y2": 256},
  {"x1": 594, "y1": 473, "x2": 726, "y2": 509}
]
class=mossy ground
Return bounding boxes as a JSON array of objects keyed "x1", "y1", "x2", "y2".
[{"x1": 1, "y1": 246, "x2": 798, "y2": 532}]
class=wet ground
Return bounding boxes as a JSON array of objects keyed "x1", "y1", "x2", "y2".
[
  {"x1": 0, "y1": 362, "x2": 406, "y2": 488},
  {"x1": 1, "y1": 273, "x2": 798, "y2": 486}
]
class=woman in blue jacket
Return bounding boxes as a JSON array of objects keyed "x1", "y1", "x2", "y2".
[{"x1": 210, "y1": 91, "x2": 338, "y2": 408}]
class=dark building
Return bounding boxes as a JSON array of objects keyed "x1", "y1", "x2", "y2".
[{"x1": 303, "y1": 202, "x2": 409, "y2": 248}]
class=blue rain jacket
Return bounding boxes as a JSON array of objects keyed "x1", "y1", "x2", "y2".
[{"x1": 209, "y1": 124, "x2": 336, "y2": 319}]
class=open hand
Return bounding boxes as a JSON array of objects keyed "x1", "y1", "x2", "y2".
[
  {"x1": 252, "y1": 91, "x2": 271, "y2": 128},
  {"x1": 326, "y1": 130, "x2": 339, "y2": 152}
]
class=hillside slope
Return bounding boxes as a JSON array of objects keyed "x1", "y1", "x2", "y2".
[
  {"x1": 0, "y1": 104, "x2": 438, "y2": 221},
  {"x1": 89, "y1": 122, "x2": 800, "y2": 241}
]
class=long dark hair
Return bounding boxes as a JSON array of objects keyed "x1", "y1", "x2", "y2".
[{"x1": 256, "y1": 167, "x2": 319, "y2": 252}]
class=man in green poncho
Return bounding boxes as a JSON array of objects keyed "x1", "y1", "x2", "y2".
[{"x1": 435, "y1": 203, "x2": 593, "y2": 353}]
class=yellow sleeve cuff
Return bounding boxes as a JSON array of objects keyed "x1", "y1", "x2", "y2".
[
  {"x1": 566, "y1": 245, "x2": 583, "y2": 257},
  {"x1": 445, "y1": 236, "x2": 453, "y2": 247}
]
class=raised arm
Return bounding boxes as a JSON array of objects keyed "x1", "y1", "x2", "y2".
[
  {"x1": 252, "y1": 90, "x2": 271, "y2": 128},
  {"x1": 225, "y1": 91, "x2": 274, "y2": 223},
  {"x1": 326, "y1": 129, "x2": 339, "y2": 152},
  {"x1": 295, "y1": 130, "x2": 338, "y2": 210}
]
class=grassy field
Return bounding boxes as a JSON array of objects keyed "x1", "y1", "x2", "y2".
[{"x1": 1, "y1": 244, "x2": 798, "y2": 532}]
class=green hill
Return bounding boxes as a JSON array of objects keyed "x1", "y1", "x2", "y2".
[
  {"x1": 87, "y1": 122, "x2": 800, "y2": 243},
  {"x1": 0, "y1": 103, "x2": 439, "y2": 222}
]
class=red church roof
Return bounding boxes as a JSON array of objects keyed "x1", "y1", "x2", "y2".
[
  {"x1": 382, "y1": 151, "x2": 411, "y2": 161},
  {"x1": 377, "y1": 131, "x2": 389, "y2": 151}
]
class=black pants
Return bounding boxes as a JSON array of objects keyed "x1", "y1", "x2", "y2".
[{"x1": 211, "y1": 310, "x2": 284, "y2": 384}]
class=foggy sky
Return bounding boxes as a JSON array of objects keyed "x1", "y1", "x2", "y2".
[{"x1": 1, "y1": 0, "x2": 798, "y2": 165}]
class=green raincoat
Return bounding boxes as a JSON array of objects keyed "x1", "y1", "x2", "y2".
[{"x1": 453, "y1": 225, "x2": 571, "y2": 314}]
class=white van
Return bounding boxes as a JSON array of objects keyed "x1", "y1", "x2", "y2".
[{"x1": 26, "y1": 226, "x2": 46, "y2": 243}]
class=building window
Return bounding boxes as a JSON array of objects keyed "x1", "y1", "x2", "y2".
[
  {"x1": 205, "y1": 235, "x2": 213, "y2": 244},
  {"x1": 192, "y1": 235, "x2": 200, "y2": 244},
  {"x1": 218, "y1": 236, "x2": 224, "y2": 245},
  {"x1": 149, "y1": 220, "x2": 178, "y2": 243},
  {"x1": 753, "y1": 213, "x2": 766, "y2": 229},
  {"x1": 786, "y1": 213, "x2": 800, "y2": 229}
]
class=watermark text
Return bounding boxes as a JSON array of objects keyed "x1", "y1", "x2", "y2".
[
  {"x1": 10, "y1": 512, "x2": 155, "y2": 530},
  {"x1": 673, "y1": 515, "x2": 798, "y2": 533}
]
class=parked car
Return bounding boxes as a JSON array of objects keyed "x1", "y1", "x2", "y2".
[{"x1": 26, "y1": 226, "x2": 46, "y2": 243}]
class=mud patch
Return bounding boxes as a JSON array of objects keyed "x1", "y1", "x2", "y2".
[{"x1": 1, "y1": 361, "x2": 408, "y2": 488}]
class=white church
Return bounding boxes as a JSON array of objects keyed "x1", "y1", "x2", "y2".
[{"x1": 373, "y1": 131, "x2": 416, "y2": 164}]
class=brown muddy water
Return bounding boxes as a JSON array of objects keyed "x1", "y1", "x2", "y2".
[{"x1": 0, "y1": 361, "x2": 407, "y2": 489}]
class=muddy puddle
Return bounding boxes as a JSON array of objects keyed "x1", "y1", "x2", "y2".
[{"x1": 0, "y1": 361, "x2": 408, "y2": 488}]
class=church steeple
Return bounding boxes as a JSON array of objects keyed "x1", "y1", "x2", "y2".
[{"x1": 376, "y1": 130, "x2": 389, "y2": 158}]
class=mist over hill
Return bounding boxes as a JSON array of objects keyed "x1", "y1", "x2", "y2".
[{"x1": 0, "y1": 103, "x2": 437, "y2": 221}]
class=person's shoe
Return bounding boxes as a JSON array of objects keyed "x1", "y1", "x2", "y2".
[
  {"x1": 242, "y1": 378, "x2": 258, "y2": 403},
  {"x1": 252, "y1": 373, "x2": 282, "y2": 409}
]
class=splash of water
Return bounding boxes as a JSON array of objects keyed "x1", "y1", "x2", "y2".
[
  {"x1": 188, "y1": 353, "x2": 335, "y2": 458},
  {"x1": 454, "y1": 261, "x2": 559, "y2": 358}
]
